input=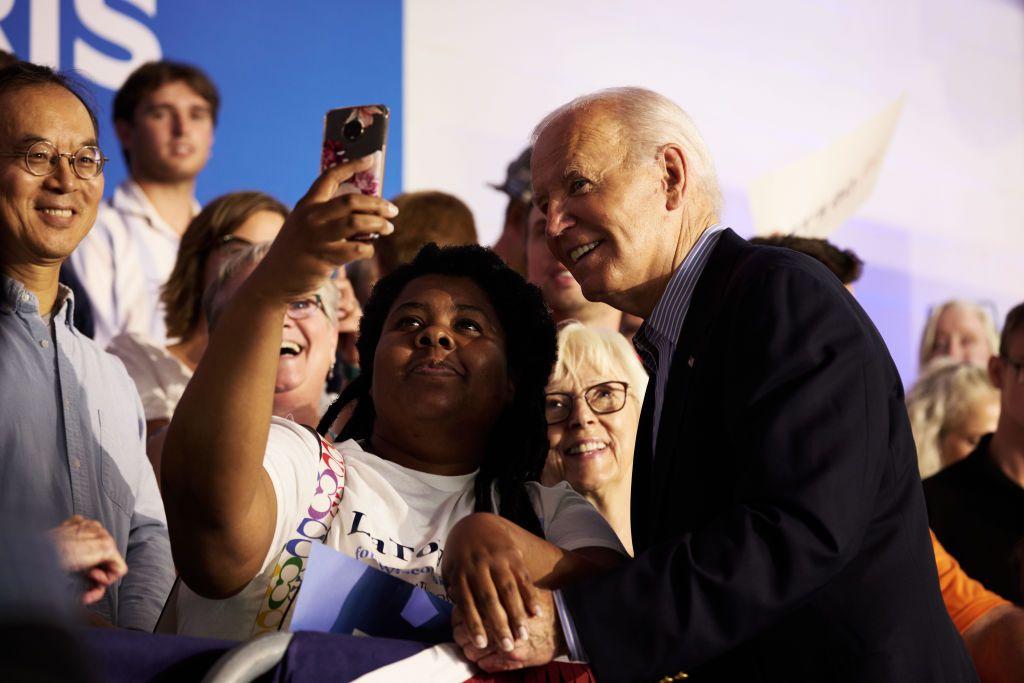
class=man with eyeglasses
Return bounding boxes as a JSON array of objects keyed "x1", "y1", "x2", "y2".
[
  {"x1": 0, "y1": 61, "x2": 173, "y2": 629},
  {"x1": 71, "y1": 61, "x2": 218, "y2": 347},
  {"x1": 926, "y1": 301, "x2": 1024, "y2": 606}
]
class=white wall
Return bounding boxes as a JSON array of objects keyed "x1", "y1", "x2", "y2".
[{"x1": 404, "y1": 0, "x2": 1024, "y2": 383}]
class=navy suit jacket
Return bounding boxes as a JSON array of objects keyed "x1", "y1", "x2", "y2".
[{"x1": 562, "y1": 230, "x2": 976, "y2": 682}]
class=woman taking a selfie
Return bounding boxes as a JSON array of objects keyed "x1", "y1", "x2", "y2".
[{"x1": 160, "y1": 158, "x2": 624, "y2": 650}]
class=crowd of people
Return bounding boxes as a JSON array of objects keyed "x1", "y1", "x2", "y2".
[{"x1": 0, "y1": 48, "x2": 1022, "y2": 682}]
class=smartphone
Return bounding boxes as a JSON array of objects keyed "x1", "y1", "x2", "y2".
[{"x1": 321, "y1": 104, "x2": 390, "y2": 241}]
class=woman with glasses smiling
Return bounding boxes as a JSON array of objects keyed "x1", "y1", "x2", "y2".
[
  {"x1": 202, "y1": 241, "x2": 342, "y2": 428},
  {"x1": 107, "y1": 191, "x2": 286, "y2": 454},
  {"x1": 542, "y1": 322, "x2": 648, "y2": 555}
]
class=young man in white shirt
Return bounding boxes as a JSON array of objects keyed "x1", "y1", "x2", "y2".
[{"x1": 71, "y1": 60, "x2": 218, "y2": 346}]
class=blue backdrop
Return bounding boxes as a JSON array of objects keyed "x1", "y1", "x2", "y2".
[{"x1": 0, "y1": 0, "x2": 404, "y2": 207}]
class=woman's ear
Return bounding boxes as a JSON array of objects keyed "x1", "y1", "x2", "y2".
[{"x1": 660, "y1": 144, "x2": 687, "y2": 212}]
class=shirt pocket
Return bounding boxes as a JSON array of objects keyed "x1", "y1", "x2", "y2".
[{"x1": 98, "y1": 410, "x2": 135, "y2": 516}]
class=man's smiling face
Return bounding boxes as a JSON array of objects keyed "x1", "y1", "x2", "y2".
[
  {"x1": 531, "y1": 107, "x2": 677, "y2": 313},
  {"x1": 0, "y1": 84, "x2": 103, "y2": 266}
]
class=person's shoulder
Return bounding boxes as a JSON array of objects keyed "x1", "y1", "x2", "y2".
[
  {"x1": 522, "y1": 480, "x2": 588, "y2": 513},
  {"x1": 924, "y1": 441, "x2": 990, "y2": 493},
  {"x1": 268, "y1": 416, "x2": 322, "y2": 453},
  {"x1": 734, "y1": 238, "x2": 844, "y2": 291}
]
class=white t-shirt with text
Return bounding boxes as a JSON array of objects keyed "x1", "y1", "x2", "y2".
[{"x1": 175, "y1": 417, "x2": 624, "y2": 640}]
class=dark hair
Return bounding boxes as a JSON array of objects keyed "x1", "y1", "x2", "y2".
[
  {"x1": 1001, "y1": 302, "x2": 1024, "y2": 358},
  {"x1": 376, "y1": 191, "x2": 478, "y2": 276},
  {"x1": 113, "y1": 60, "x2": 219, "y2": 165},
  {"x1": 161, "y1": 191, "x2": 288, "y2": 339},
  {"x1": 318, "y1": 244, "x2": 557, "y2": 537},
  {"x1": 0, "y1": 62, "x2": 99, "y2": 137},
  {"x1": 0, "y1": 49, "x2": 17, "y2": 69},
  {"x1": 749, "y1": 234, "x2": 864, "y2": 285}
]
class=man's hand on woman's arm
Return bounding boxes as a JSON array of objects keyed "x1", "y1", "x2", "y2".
[{"x1": 442, "y1": 512, "x2": 621, "y2": 662}]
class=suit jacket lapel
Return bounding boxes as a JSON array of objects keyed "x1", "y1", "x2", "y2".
[
  {"x1": 649, "y1": 230, "x2": 748, "y2": 520},
  {"x1": 630, "y1": 385, "x2": 657, "y2": 552}
]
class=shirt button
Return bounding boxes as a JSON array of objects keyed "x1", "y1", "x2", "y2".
[
  {"x1": 39, "y1": 339, "x2": 49, "y2": 349},
  {"x1": 71, "y1": 457, "x2": 81, "y2": 470}
]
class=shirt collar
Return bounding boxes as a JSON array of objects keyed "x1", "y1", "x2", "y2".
[
  {"x1": 1, "y1": 272, "x2": 77, "y2": 329},
  {"x1": 634, "y1": 223, "x2": 727, "y2": 353},
  {"x1": 112, "y1": 179, "x2": 200, "y2": 235}
]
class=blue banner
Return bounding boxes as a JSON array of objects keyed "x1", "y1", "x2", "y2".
[{"x1": 0, "y1": 0, "x2": 404, "y2": 206}]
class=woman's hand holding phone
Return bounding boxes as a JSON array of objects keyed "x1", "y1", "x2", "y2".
[{"x1": 250, "y1": 157, "x2": 398, "y2": 304}]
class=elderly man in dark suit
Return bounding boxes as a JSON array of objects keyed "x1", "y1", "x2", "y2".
[{"x1": 453, "y1": 87, "x2": 977, "y2": 682}]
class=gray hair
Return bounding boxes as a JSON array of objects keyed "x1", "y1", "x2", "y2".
[
  {"x1": 548, "y1": 321, "x2": 648, "y2": 404},
  {"x1": 203, "y1": 242, "x2": 340, "y2": 332},
  {"x1": 531, "y1": 86, "x2": 722, "y2": 221}
]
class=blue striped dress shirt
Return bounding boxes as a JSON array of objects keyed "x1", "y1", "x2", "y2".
[{"x1": 633, "y1": 224, "x2": 727, "y2": 449}]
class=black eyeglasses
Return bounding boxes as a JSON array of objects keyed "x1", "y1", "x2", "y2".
[
  {"x1": 286, "y1": 294, "x2": 330, "y2": 322},
  {"x1": 0, "y1": 140, "x2": 107, "y2": 180},
  {"x1": 544, "y1": 381, "x2": 629, "y2": 425}
]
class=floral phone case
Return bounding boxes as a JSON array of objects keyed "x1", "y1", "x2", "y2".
[{"x1": 321, "y1": 105, "x2": 390, "y2": 242}]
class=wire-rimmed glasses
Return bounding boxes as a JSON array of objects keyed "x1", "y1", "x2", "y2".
[
  {"x1": 544, "y1": 381, "x2": 629, "y2": 425},
  {"x1": 0, "y1": 140, "x2": 107, "y2": 180}
]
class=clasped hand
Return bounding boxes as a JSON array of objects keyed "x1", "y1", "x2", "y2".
[
  {"x1": 442, "y1": 513, "x2": 565, "y2": 671},
  {"x1": 49, "y1": 515, "x2": 127, "y2": 605}
]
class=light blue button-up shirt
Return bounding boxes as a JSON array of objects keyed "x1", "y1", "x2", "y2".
[{"x1": 0, "y1": 273, "x2": 173, "y2": 630}]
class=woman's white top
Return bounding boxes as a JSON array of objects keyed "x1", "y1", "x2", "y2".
[
  {"x1": 106, "y1": 332, "x2": 192, "y2": 423},
  {"x1": 175, "y1": 417, "x2": 625, "y2": 641}
]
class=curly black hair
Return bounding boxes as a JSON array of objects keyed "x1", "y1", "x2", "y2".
[{"x1": 318, "y1": 243, "x2": 557, "y2": 537}]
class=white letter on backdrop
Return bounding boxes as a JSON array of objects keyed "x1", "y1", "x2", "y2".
[
  {"x1": 29, "y1": 0, "x2": 59, "y2": 67},
  {"x1": 73, "y1": 0, "x2": 160, "y2": 90},
  {"x1": 0, "y1": 0, "x2": 16, "y2": 54}
]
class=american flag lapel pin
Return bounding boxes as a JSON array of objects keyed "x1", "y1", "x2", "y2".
[{"x1": 687, "y1": 356, "x2": 695, "y2": 368}]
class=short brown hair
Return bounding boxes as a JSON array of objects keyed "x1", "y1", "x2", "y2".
[
  {"x1": 161, "y1": 191, "x2": 287, "y2": 339},
  {"x1": 749, "y1": 235, "x2": 863, "y2": 285},
  {"x1": 113, "y1": 60, "x2": 219, "y2": 124},
  {"x1": 113, "y1": 61, "x2": 219, "y2": 165},
  {"x1": 1001, "y1": 302, "x2": 1024, "y2": 357},
  {"x1": 375, "y1": 191, "x2": 478, "y2": 275}
]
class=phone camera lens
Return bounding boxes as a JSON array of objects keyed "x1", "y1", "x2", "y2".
[{"x1": 343, "y1": 119, "x2": 363, "y2": 142}]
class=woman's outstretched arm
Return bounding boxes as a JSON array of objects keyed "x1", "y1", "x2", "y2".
[{"x1": 161, "y1": 158, "x2": 396, "y2": 598}]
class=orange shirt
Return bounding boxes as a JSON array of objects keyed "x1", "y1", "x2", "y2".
[{"x1": 933, "y1": 529, "x2": 1009, "y2": 633}]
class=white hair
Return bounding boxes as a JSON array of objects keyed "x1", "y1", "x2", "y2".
[
  {"x1": 531, "y1": 86, "x2": 722, "y2": 221},
  {"x1": 548, "y1": 321, "x2": 648, "y2": 405}
]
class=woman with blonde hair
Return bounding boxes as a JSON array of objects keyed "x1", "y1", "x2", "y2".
[
  {"x1": 542, "y1": 322, "x2": 648, "y2": 554},
  {"x1": 919, "y1": 300, "x2": 1000, "y2": 370},
  {"x1": 107, "y1": 191, "x2": 287, "y2": 440},
  {"x1": 907, "y1": 358, "x2": 1000, "y2": 478}
]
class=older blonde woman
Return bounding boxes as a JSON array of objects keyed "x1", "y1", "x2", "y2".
[
  {"x1": 919, "y1": 300, "x2": 1000, "y2": 370},
  {"x1": 907, "y1": 358, "x2": 1000, "y2": 478},
  {"x1": 542, "y1": 322, "x2": 648, "y2": 555}
]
